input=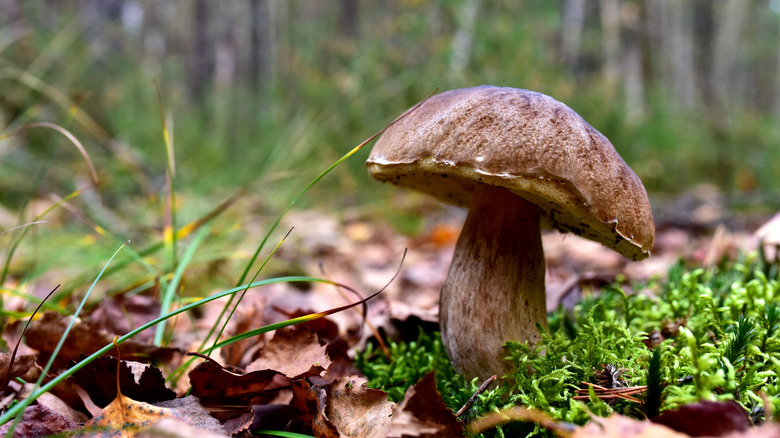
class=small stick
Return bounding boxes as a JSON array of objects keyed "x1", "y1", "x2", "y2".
[{"x1": 456, "y1": 375, "x2": 497, "y2": 417}]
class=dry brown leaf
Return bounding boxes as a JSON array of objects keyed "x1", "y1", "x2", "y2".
[
  {"x1": 0, "y1": 352, "x2": 36, "y2": 387},
  {"x1": 651, "y1": 400, "x2": 751, "y2": 437},
  {"x1": 247, "y1": 326, "x2": 331, "y2": 379},
  {"x1": 290, "y1": 378, "x2": 341, "y2": 438},
  {"x1": 188, "y1": 356, "x2": 285, "y2": 406},
  {"x1": 71, "y1": 356, "x2": 176, "y2": 408},
  {"x1": 326, "y1": 376, "x2": 394, "y2": 438},
  {"x1": 221, "y1": 300, "x2": 265, "y2": 367},
  {"x1": 0, "y1": 403, "x2": 77, "y2": 437},
  {"x1": 25, "y1": 311, "x2": 179, "y2": 369},
  {"x1": 573, "y1": 414, "x2": 689, "y2": 438},
  {"x1": 79, "y1": 392, "x2": 174, "y2": 437},
  {"x1": 388, "y1": 372, "x2": 464, "y2": 438},
  {"x1": 188, "y1": 354, "x2": 288, "y2": 433},
  {"x1": 89, "y1": 294, "x2": 161, "y2": 344},
  {"x1": 79, "y1": 394, "x2": 225, "y2": 437}
]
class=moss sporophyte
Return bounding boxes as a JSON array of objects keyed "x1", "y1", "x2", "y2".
[{"x1": 356, "y1": 254, "x2": 780, "y2": 437}]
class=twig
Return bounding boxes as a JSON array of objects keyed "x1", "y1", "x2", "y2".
[
  {"x1": 456, "y1": 374, "x2": 496, "y2": 417},
  {"x1": 573, "y1": 381, "x2": 647, "y2": 403}
]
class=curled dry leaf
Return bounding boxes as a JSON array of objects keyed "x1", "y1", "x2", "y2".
[
  {"x1": 188, "y1": 355, "x2": 289, "y2": 434},
  {"x1": 188, "y1": 356, "x2": 286, "y2": 406},
  {"x1": 71, "y1": 355, "x2": 176, "y2": 408},
  {"x1": 0, "y1": 352, "x2": 36, "y2": 387},
  {"x1": 388, "y1": 372, "x2": 464, "y2": 438}
]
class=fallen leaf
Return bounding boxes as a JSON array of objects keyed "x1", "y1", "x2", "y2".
[
  {"x1": 289, "y1": 378, "x2": 343, "y2": 438},
  {"x1": 89, "y1": 294, "x2": 161, "y2": 344},
  {"x1": 0, "y1": 403, "x2": 77, "y2": 437},
  {"x1": 188, "y1": 355, "x2": 288, "y2": 434},
  {"x1": 25, "y1": 311, "x2": 179, "y2": 369},
  {"x1": 388, "y1": 372, "x2": 464, "y2": 438},
  {"x1": 573, "y1": 414, "x2": 689, "y2": 438},
  {"x1": 651, "y1": 400, "x2": 751, "y2": 437},
  {"x1": 79, "y1": 389, "x2": 176, "y2": 437},
  {"x1": 188, "y1": 356, "x2": 285, "y2": 406},
  {"x1": 0, "y1": 352, "x2": 36, "y2": 387},
  {"x1": 326, "y1": 376, "x2": 394, "y2": 438},
  {"x1": 30, "y1": 390, "x2": 89, "y2": 425},
  {"x1": 221, "y1": 300, "x2": 266, "y2": 367},
  {"x1": 247, "y1": 326, "x2": 331, "y2": 379},
  {"x1": 136, "y1": 418, "x2": 227, "y2": 438},
  {"x1": 71, "y1": 355, "x2": 176, "y2": 408},
  {"x1": 79, "y1": 394, "x2": 226, "y2": 437}
]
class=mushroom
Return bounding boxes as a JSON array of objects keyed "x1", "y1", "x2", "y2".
[{"x1": 366, "y1": 86, "x2": 655, "y2": 381}]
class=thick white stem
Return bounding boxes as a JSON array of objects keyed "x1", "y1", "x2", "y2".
[{"x1": 440, "y1": 184, "x2": 547, "y2": 381}]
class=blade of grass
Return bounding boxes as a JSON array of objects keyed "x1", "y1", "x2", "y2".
[
  {"x1": 207, "y1": 227, "x2": 293, "y2": 355},
  {"x1": 154, "y1": 225, "x2": 211, "y2": 346},
  {"x1": 154, "y1": 81, "x2": 178, "y2": 273},
  {"x1": 0, "y1": 122, "x2": 99, "y2": 192},
  {"x1": 3, "y1": 240, "x2": 130, "y2": 435},
  {"x1": 256, "y1": 432, "x2": 315, "y2": 438},
  {"x1": 0, "y1": 221, "x2": 47, "y2": 237}
]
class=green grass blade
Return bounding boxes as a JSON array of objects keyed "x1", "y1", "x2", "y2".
[
  {"x1": 3, "y1": 240, "x2": 130, "y2": 434},
  {"x1": 154, "y1": 225, "x2": 210, "y2": 346}
]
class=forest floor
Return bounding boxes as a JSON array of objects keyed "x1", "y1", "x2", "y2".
[{"x1": 1, "y1": 184, "x2": 778, "y2": 437}]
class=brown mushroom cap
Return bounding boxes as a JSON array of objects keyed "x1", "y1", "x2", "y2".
[{"x1": 367, "y1": 86, "x2": 654, "y2": 260}]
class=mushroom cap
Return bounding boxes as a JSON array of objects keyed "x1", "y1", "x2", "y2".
[{"x1": 367, "y1": 86, "x2": 655, "y2": 260}]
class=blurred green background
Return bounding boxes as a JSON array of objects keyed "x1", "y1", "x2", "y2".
[
  {"x1": 1, "y1": 1, "x2": 780, "y2": 264},
  {"x1": 3, "y1": 1, "x2": 779, "y2": 200}
]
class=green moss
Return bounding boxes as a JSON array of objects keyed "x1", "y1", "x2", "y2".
[{"x1": 356, "y1": 253, "x2": 780, "y2": 437}]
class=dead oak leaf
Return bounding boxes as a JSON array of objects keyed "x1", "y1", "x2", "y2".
[{"x1": 247, "y1": 327, "x2": 331, "y2": 379}]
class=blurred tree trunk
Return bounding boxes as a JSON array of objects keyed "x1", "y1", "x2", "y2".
[
  {"x1": 450, "y1": 0, "x2": 481, "y2": 74},
  {"x1": 648, "y1": 0, "x2": 698, "y2": 108},
  {"x1": 621, "y1": 2, "x2": 646, "y2": 121},
  {"x1": 599, "y1": 0, "x2": 621, "y2": 92},
  {"x1": 561, "y1": 0, "x2": 586, "y2": 70},
  {"x1": 339, "y1": 0, "x2": 359, "y2": 38},
  {"x1": 711, "y1": 0, "x2": 746, "y2": 115},
  {"x1": 188, "y1": 0, "x2": 214, "y2": 102}
]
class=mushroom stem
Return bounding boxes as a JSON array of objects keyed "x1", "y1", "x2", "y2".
[{"x1": 440, "y1": 184, "x2": 547, "y2": 381}]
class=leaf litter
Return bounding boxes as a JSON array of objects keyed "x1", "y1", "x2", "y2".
[{"x1": 0, "y1": 185, "x2": 777, "y2": 436}]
